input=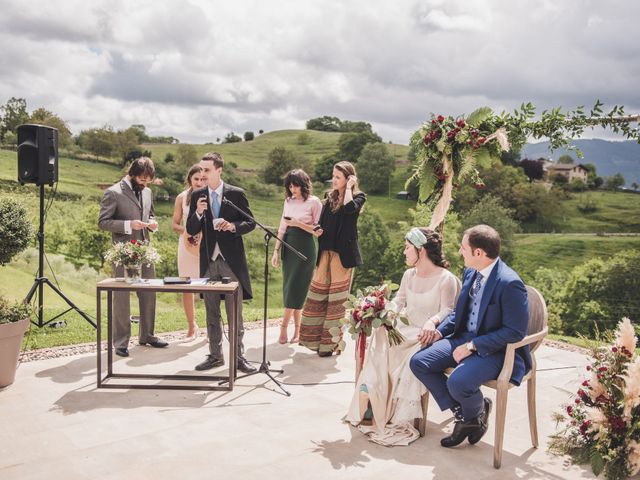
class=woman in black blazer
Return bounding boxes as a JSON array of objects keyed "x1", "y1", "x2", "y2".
[{"x1": 299, "y1": 161, "x2": 366, "y2": 357}]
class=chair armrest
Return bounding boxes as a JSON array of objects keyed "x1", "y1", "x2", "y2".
[{"x1": 496, "y1": 327, "x2": 548, "y2": 384}]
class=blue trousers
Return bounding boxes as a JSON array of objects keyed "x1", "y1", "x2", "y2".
[{"x1": 409, "y1": 332, "x2": 504, "y2": 421}]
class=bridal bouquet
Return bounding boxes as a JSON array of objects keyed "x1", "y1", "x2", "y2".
[
  {"x1": 549, "y1": 318, "x2": 640, "y2": 480},
  {"x1": 104, "y1": 239, "x2": 161, "y2": 267},
  {"x1": 337, "y1": 283, "x2": 404, "y2": 365}
]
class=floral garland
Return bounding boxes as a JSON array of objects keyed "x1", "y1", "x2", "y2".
[
  {"x1": 549, "y1": 318, "x2": 640, "y2": 480},
  {"x1": 104, "y1": 239, "x2": 161, "y2": 267},
  {"x1": 409, "y1": 102, "x2": 640, "y2": 229}
]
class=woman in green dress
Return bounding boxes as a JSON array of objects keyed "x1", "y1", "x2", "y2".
[{"x1": 271, "y1": 170, "x2": 323, "y2": 344}]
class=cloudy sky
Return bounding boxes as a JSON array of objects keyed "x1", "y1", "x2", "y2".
[{"x1": 1, "y1": 0, "x2": 638, "y2": 144}]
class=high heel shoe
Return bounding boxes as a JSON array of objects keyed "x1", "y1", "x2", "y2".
[
  {"x1": 278, "y1": 325, "x2": 288, "y2": 344},
  {"x1": 185, "y1": 326, "x2": 199, "y2": 341}
]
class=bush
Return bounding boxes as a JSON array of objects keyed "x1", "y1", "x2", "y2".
[
  {"x1": 459, "y1": 195, "x2": 520, "y2": 263},
  {"x1": 568, "y1": 178, "x2": 587, "y2": 192},
  {"x1": 243, "y1": 131, "x2": 254, "y2": 141},
  {"x1": 576, "y1": 194, "x2": 598, "y2": 213},
  {"x1": 556, "y1": 249, "x2": 640, "y2": 336},
  {"x1": 0, "y1": 296, "x2": 31, "y2": 324},
  {"x1": 246, "y1": 180, "x2": 279, "y2": 198},
  {"x1": 0, "y1": 197, "x2": 34, "y2": 265},
  {"x1": 297, "y1": 132, "x2": 311, "y2": 145}
]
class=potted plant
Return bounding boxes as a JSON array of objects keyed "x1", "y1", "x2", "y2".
[
  {"x1": 0, "y1": 197, "x2": 34, "y2": 388},
  {"x1": 0, "y1": 298, "x2": 31, "y2": 388},
  {"x1": 104, "y1": 239, "x2": 161, "y2": 282}
]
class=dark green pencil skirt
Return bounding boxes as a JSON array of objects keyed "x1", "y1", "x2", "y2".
[{"x1": 281, "y1": 227, "x2": 317, "y2": 309}]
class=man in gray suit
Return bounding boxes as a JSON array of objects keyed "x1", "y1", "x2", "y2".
[{"x1": 98, "y1": 157, "x2": 168, "y2": 357}]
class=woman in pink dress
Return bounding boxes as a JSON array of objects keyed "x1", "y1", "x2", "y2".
[
  {"x1": 171, "y1": 164, "x2": 206, "y2": 340},
  {"x1": 271, "y1": 169, "x2": 323, "y2": 344}
]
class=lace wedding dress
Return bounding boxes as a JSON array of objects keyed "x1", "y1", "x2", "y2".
[{"x1": 345, "y1": 267, "x2": 458, "y2": 446}]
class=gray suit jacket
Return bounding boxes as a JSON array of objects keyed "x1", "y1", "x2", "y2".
[{"x1": 98, "y1": 177, "x2": 154, "y2": 243}]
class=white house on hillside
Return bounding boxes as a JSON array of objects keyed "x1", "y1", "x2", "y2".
[{"x1": 547, "y1": 163, "x2": 589, "y2": 183}]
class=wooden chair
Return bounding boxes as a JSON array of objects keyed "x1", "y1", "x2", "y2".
[{"x1": 415, "y1": 285, "x2": 548, "y2": 469}]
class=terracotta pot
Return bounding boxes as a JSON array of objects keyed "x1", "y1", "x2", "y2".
[{"x1": 0, "y1": 317, "x2": 29, "y2": 388}]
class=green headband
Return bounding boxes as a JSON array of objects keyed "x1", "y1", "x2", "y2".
[{"x1": 405, "y1": 228, "x2": 427, "y2": 248}]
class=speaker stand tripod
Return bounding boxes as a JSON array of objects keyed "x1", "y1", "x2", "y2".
[{"x1": 24, "y1": 183, "x2": 96, "y2": 329}]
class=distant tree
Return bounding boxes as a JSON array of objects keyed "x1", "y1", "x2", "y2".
[
  {"x1": 519, "y1": 158, "x2": 545, "y2": 182},
  {"x1": 591, "y1": 176, "x2": 604, "y2": 189},
  {"x1": 78, "y1": 126, "x2": 116, "y2": 158},
  {"x1": 0, "y1": 97, "x2": 29, "y2": 143},
  {"x1": 68, "y1": 205, "x2": 111, "y2": 269},
  {"x1": 557, "y1": 250, "x2": 640, "y2": 336},
  {"x1": 315, "y1": 154, "x2": 338, "y2": 183},
  {"x1": 357, "y1": 143, "x2": 395, "y2": 194},
  {"x1": 337, "y1": 130, "x2": 382, "y2": 163},
  {"x1": 306, "y1": 116, "x2": 342, "y2": 132},
  {"x1": 261, "y1": 146, "x2": 298, "y2": 185},
  {"x1": 243, "y1": 131, "x2": 255, "y2": 141},
  {"x1": 459, "y1": 195, "x2": 520, "y2": 263},
  {"x1": 215, "y1": 137, "x2": 221, "y2": 143},
  {"x1": 632, "y1": 182, "x2": 639, "y2": 191},
  {"x1": 29, "y1": 107, "x2": 73, "y2": 148},
  {"x1": 258, "y1": 129, "x2": 264, "y2": 134},
  {"x1": 341, "y1": 120, "x2": 377, "y2": 135},
  {"x1": 115, "y1": 127, "x2": 142, "y2": 165},
  {"x1": 604, "y1": 173, "x2": 625, "y2": 190},
  {"x1": 557, "y1": 154, "x2": 575, "y2": 164},
  {"x1": 223, "y1": 132, "x2": 242, "y2": 143},
  {"x1": 352, "y1": 209, "x2": 390, "y2": 290},
  {"x1": 500, "y1": 150, "x2": 521, "y2": 166},
  {"x1": 176, "y1": 144, "x2": 199, "y2": 168},
  {"x1": 129, "y1": 124, "x2": 149, "y2": 143}
]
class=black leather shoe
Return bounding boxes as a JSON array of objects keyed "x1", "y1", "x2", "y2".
[
  {"x1": 195, "y1": 355, "x2": 224, "y2": 371},
  {"x1": 115, "y1": 347, "x2": 129, "y2": 357},
  {"x1": 237, "y1": 357, "x2": 257, "y2": 373},
  {"x1": 468, "y1": 398, "x2": 492, "y2": 445},
  {"x1": 140, "y1": 339, "x2": 169, "y2": 348},
  {"x1": 441, "y1": 418, "x2": 483, "y2": 448},
  {"x1": 318, "y1": 351, "x2": 333, "y2": 357}
]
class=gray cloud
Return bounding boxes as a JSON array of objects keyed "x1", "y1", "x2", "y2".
[{"x1": 0, "y1": 0, "x2": 638, "y2": 144}]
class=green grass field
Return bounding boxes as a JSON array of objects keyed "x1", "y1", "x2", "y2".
[
  {"x1": 511, "y1": 233, "x2": 640, "y2": 283},
  {"x1": 555, "y1": 191, "x2": 640, "y2": 233}
]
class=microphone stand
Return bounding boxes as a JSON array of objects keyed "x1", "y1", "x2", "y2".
[{"x1": 218, "y1": 197, "x2": 306, "y2": 396}]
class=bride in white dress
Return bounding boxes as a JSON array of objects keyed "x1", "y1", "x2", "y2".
[{"x1": 346, "y1": 227, "x2": 459, "y2": 446}]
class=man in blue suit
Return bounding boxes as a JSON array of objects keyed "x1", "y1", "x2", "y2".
[{"x1": 410, "y1": 224, "x2": 530, "y2": 447}]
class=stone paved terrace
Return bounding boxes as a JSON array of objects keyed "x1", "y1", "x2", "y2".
[{"x1": 0, "y1": 326, "x2": 602, "y2": 480}]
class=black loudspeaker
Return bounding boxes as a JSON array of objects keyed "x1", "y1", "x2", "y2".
[{"x1": 17, "y1": 124, "x2": 58, "y2": 186}]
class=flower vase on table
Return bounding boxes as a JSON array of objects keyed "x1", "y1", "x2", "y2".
[
  {"x1": 124, "y1": 264, "x2": 142, "y2": 283},
  {"x1": 104, "y1": 239, "x2": 161, "y2": 283}
]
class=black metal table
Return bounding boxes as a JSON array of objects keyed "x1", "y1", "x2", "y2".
[{"x1": 96, "y1": 279, "x2": 239, "y2": 391}]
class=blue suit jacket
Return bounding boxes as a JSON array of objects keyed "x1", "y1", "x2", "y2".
[{"x1": 437, "y1": 259, "x2": 531, "y2": 385}]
